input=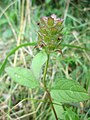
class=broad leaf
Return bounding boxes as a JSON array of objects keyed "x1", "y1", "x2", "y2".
[
  {"x1": 5, "y1": 67, "x2": 39, "y2": 88},
  {"x1": 51, "y1": 78, "x2": 90, "y2": 102},
  {"x1": 31, "y1": 51, "x2": 47, "y2": 79}
]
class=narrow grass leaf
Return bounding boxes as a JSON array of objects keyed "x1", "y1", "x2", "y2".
[
  {"x1": 61, "y1": 44, "x2": 90, "y2": 51},
  {"x1": 0, "y1": 42, "x2": 37, "y2": 76}
]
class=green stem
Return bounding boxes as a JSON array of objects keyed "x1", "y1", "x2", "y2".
[
  {"x1": 43, "y1": 54, "x2": 49, "y2": 89},
  {"x1": 43, "y1": 54, "x2": 58, "y2": 120}
]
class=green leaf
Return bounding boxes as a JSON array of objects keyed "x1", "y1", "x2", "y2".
[
  {"x1": 51, "y1": 78, "x2": 90, "y2": 103},
  {"x1": 31, "y1": 51, "x2": 47, "y2": 79},
  {"x1": 5, "y1": 67, "x2": 39, "y2": 88},
  {"x1": 61, "y1": 44, "x2": 90, "y2": 51}
]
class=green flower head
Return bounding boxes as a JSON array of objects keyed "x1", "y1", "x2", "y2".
[{"x1": 37, "y1": 14, "x2": 63, "y2": 53}]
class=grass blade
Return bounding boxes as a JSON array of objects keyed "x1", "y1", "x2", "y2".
[{"x1": 0, "y1": 42, "x2": 37, "y2": 75}]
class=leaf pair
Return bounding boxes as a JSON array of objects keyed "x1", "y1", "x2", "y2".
[
  {"x1": 5, "y1": 51, "x2": 47, "y2": 89},
  {"x1": 5, "y1": 49, "x2": 90, "y2": 103}
]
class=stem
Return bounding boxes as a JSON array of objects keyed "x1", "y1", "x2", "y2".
[
  {"x1": 47, "y1": 90, "x2": 58, "y2": 120},
  {"x1": 43, "y1": 54, "x2": 49, "y2": 89},
  {"x1": 43, "y1": 54, "x2": 58, "y2": 120}
]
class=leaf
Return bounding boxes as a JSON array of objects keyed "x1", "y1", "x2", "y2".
[
  {"x1": 61, "y1": 44, "x2": 90, "y2": 51},
  {"x1": 51, "y1": 78, "x2": 90, "y2": 103},
  {"x1": 0, "y1": 42, "x2": 37, "y2": 76},
  {"x1": 31, "y1": 51, "x2": 47, "y2": 79},
  {"x1": 5, "y1": 67, "x2": 39, "y2": 88}
]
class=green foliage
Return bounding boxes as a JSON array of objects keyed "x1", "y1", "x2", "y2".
[
  {"x1": 0, "y1": 0, "x2": 90, "y2": 119},
  {"x1": 0, "y1": 42, "x2": 36, "y2": 75},
  {"x1": 63, "y1": 107, "x2": 79, "y2": 120},
  {"x1": 5, "y1": 67, "x2": 39, "y2": 88},
  {"x1": 51, "y1": 78, "x2": 90, "y2": 102},
  {"x1": 50, "y1": 102, "x2": 64, "y2": 120},
  {"x1": 31, "y1": 51, "x2": 47, "y2": 79},
  {"x1": 5, "y1": 50, "x2": 48, "y2": 88}
]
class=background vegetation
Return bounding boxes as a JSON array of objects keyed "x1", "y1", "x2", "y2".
[{"x1": 0, "y1": 0, "x2": 90, "y2": 119}]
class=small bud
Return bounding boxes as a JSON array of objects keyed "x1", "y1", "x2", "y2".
[{"x1": 47, "y1": 17, "x2": 54, "y2": 26}]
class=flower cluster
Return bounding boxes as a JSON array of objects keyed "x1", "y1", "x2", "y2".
[{"x1": 37, "y1": 14, "x2": 63, "y2": 53}]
